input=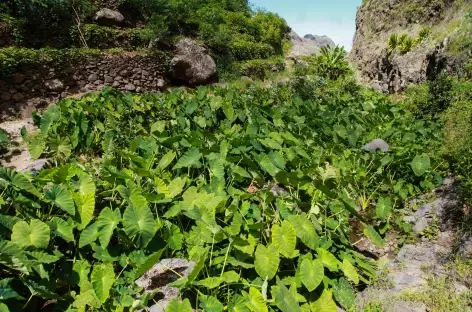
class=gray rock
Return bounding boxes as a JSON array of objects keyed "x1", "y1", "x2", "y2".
[
  {"x1": 125, "y1": 84, "x2": 135, "y2": 91},
  {"x1": 1, "y1": 92, "x2": 11, "y2": 101},
  {"x1": 94, "y1": 8, "x2": 124, "y2": 27},
  {"x1": 11, "y1": 73, "x2": 25, "y2": 85},
  {"x1": 88, "y1": 73, "x2": 98, "y2": 82},
  {"x1": 120, "y1": 69, "x2": 131, "y2": 77},
  {"x1": 104, "y1": 75, "x2": 113, "y2": 83},
  {"x1": 413, "y1": 217, "x2": 429, "y2": 233},
  {"x1": 21, "y1": 159, "x2": 49, "y2": 174},
  {"x1": 45, "y1": 79, "x2": 65, "y2": 92},
  {"x1": 402, "y1": 216, "x2": 417, "y2": 223},
  {"x1": 362, "y1": 139, "x2": 390, "y2": 152},
  {"x1": 458, "y1": 235, "x2": 472, "y2": 258},
  {"x1": 136, "y1": 258, "x2": 195, "y2": 312},
  {"x1": 393, "y1": 301, "x2": 427, "y2": 312},
  {"x1": 12, "y1": 93, "x2": 24, "y2": 101},
  {"x1": 157, "y1": 78, "x2": 166, "y2": 88},
  {"x1": 112, "y1": 81, "x2": 120, "y2": 88},
  {"x1": 170, "y1": 38, "x2": 217, "y2": 86}
]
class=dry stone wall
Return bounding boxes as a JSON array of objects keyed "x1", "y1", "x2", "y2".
[{"x1": 0, "y1": 52, "x2": 170, "y2": 120}]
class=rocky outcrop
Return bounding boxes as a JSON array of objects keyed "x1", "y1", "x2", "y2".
[
  {"x1": 170, "y1": 38, "x2": 217, "y2": 86},
  {"x1": 349, "y1": 0, "x2": 466, "y2": 93},
  {"x1": 304, "y1": 34, "x2": 335, "y2": 48},
  {"x1": 289, "y1": 31, "x2": 336, "y2": 57},
  {"x1": 94, "y1": 8, "x2": 125, "y2": 27}
]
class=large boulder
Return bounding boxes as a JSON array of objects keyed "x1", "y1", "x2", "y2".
[
  {"x1": 94, "y1": 8, "x2": 124, "y2": 27},
  {"x1": 170, "y1": 38, "x2": 217, "y2": 86}
]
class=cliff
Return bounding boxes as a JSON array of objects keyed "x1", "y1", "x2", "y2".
[{"x1": 350, "y1": 0, "x2": 472, "y2": 93}]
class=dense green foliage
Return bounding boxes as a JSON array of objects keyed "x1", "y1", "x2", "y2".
[
  {"x1": 0, "y1": 47, "x2": 169, "y2": 79},
  {"x1": 0, "y1": 58, "x2": 444, "y2": 311},
  {"x1": 0, "y1": 0, "x2": 96, "y2": 48},
  {"x1": 0, "y1": 0, "x2": 289, "y2": 65},
  {"x1": 0, "y1": 0, "x2": 289, "y2": 80}
]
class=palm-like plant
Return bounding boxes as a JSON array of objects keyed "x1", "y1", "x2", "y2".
[
  {"x1": 316, "y1": 45, "x2": 350, "y2": 80},
  {"x1": 399, "y1": 36, "x2": 414, "y2": 54},
  {"x1": 387, "y1": 33, "x2": 399, "y2": 53}
]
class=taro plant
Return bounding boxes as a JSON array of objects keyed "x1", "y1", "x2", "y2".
[{"x1": 0, "y1": 75, "x2": 442, "y2": 311}]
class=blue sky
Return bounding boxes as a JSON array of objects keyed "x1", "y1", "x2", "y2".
[{"x1": 250, "y1": 0, "x2": 362, "y2": 50}]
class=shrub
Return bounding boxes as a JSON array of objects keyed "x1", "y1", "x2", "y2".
[
  {"x1": 238, "y1": 57, "x2": 285, "y2": 80},
  {"x1": 387, "y1": 33, "x2": 399, "y2": 53},
  {"x1": 82, "y1": 24, "x2": 153, "y2": 49},
  {"x1": 229, "y1": 35, "x2": 275, "y2": 60},
  {"x1": 1, "y1": 0, "x2": 96, "y2": 48},
  {"x1": 399, "y1": 36, "x2": 414, "y2": 54}
]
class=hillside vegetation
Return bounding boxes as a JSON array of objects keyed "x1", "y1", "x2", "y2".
[
  {"x1": 1, "y1": 1, "x2": 472, "y2": 312},
  {"x1": 0, "y1": 0, "x2": 289, "y2": 79},
  {"x1": 0, "y1": 46, "x2": 453, "y2": 311}
]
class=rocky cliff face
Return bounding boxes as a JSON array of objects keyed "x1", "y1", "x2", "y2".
[
  {"x1": 289, "y1": 31, "x2": 335, "y2": 57},
  {"x1": 350, "y1": 0, "x2": 471, "y2": 93}
]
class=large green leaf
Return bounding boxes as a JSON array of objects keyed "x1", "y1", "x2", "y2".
[
  {"x1": 79, "y1": 222, "x2": 98, "y2": 248},
  {"x1": 75, "y1": 172, "x2": 96, "y2": 230},
  {"x1": 244, "y1": 287, "x2": 267, "y2": 312},
  {"x1": 91, "y1": 263, "x2": 115, "y2": 303},
  {"x1": 0, "y1": 279, "x2": 19, "y2": 300},
  {"x1": 316, "y1": 248, "x2": 339, "y2": 272},
  {"x1": 229, "y1": 295, "x2": 251, "y2": 312},
  {"x1": 11, "y1": 219, "x2": 50, "y2": 249},
  {"x1": 173, "y1": 148, "x2": 202, "y2": 169},
  {"x1": 254, "y1": 244, "x2": 279, "y2": 280},
  {"x1": 376, "y1": 197, "x2": 392, "y2": 220},
  {"x1": 97, "y1": 208, "x2": 121, "y2": 248},
  {"x1": 272, "y1": 220, "x2": 298, "y2": 258},
  {"x1": 299, "y1": 259, "x2": 324, "y2": 292},
  {"x1": 0, "y1": 302, "x2": 9, "y2": 312},
  {"x1": 310, "y1": 289, "x2": 337, "y2": 312},
  {"x1": 123, "y1": 203, "x2": 156, "y2": 248},
  {"x1": 166, "y1": 298, "x2": 193, "y2": 312},
  {"x1": 40, "y1": 105, "x2": 60, "y2": 136},
  {"x1": 164, "y1": 223, "x2": 183, "y2": 250},
  {"x1": 363, "y1": 225, "x2": 386, "y2": 248},
  {"x1": 0, "y1": 168, "x2": 40, "y2": 197},
  {"x1": 50, "y1": 217, "x2": 75, "y2": 242},
  {"x1": 271, "y1": 280, "x2": 302, "y2": 312},
  {"x1": 27, "y1": 135, "x2": 46, "y2": 160},
  {"x1": 167, "y1": 177, "x2": 186, "y2": 198},
  {"x1": 45, "y1": 184, "x2": 75, "y2": 216},
  {"x1": 73, "y1": 260, "x2": 91, "y2": 289},
  {"x1": 157, "y1": 150, "x2": 176, "y2": 170},
  {"x1": 287, "y1": 215, "x2": 318, "y2": 249},
  {"x1": 199, "y1": 294, "x2": 224, "y2": 312},
  {"x1": 75, "y1": 192, "x2": 95, "y2": 230},
  {"x1": 341, "y1": 259, "x2": 359, "y2": 284},
  {"x1": 133, "y1": 248, "x2": 165, "y2": 280},
  {"x1": 257, "y1": 153, "x2": 280, "y2": 176},
  {"x1": 411, "y1": 155, "x2": 431, "y2": 177}
]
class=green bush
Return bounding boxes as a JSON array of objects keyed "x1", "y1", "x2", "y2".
[
  {"x1": 1, "y1": 0, "x2": 96, "y2": 48},
  {"x1": 82, "y1": 24, "x2": 153, "y2": 49},
  {"x1": 403, "y1": 73, "x2": 453, "y2": 119},
  {"x1": 238, "y1": 57, "x2": 285, "y2": 80},
  {"x1": 229, "y1": 35, "x2": 275, "y2": 60}
]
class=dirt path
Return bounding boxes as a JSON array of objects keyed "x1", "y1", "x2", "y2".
[{"x1": 0, "y1": 118, "x2": 38, "y2": 171}]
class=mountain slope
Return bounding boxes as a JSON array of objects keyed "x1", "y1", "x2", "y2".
[{"x1": 350, "y1": 0, "x2": 472, "y2": 93}]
